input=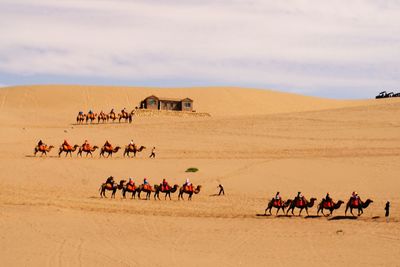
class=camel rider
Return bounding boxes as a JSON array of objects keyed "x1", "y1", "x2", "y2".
[
  {"x1": 38, "y1": 140, "x2": 45, "y2": 149},
  {"x1": 325, "y1": 192, "x2": 332, "y2": 207},
  {"x1": 296, "y1": 192, "x2": 305, "y2": 205},
  {"x1": 122, "y1": 108, "x2": 127, "y2": 115},
  {"x1": 110, "y1": 108, "x2": 115, "y2": 114},
  {"x1": 162, "y1": 178, "x2": 170, "y2": 191},
  {"x1": 106, "y1": 176, "x2": 114, "y2": 186},
  {"x1": 104, "y1": 140, "x2": 112, "y2": 150},
  {"x1": 63, "y1": 139, "x2": 71, "y2": 150},
  {"x1": 82, "y1": 140, "x2": 90, "y2": 150},
  {"x1": 128, "y1": 178, "x2": 135, "y2": 186},
  {"x1": 79, "y1": 111, "x2": 83, "y2": 115},
  {"x1": 274, "y1": 192, "x2": 282, "y2": 205},
  {"x1": 143, "y1": 178, "x2": 151, "y2": 190},
  {"x1": 184, "y1": 178, "x2": 192, "y2": 191},
  {"x1": 351, "y1": 191, "x2": 361, "y2": 205},
  {"x1": 88, "y1": 110, "x2": 93, "y2": 115},
  {"x1": 129, "y1": 140, "x2": 135, "y2": 150}
]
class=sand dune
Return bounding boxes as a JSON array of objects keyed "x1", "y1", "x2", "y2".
[{"x1": 0, "y1": 85, "x2": 399, "y2": 266}]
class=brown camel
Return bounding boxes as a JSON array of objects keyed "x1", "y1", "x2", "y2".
[
  {"x1": 264, "y1": 198, "x2": 292, "y2": 215},
  {"x1": 317, "y1": 199, "x2": 344, "y2": 216},
  {"x1": 76, "y1": 113, "x2": 86, "y2": 124},
  {"x1": 178, "y1": 185, "x2": 202, "y2": 200},
  {"x1": 99, "y1": 180, "x2": 126, "y2": 198},
  {"x1": 118, "y1": 112, "x2": 133, "y2": 123},
  {"x1": 123, "y1": 145, "x2": 146, "y2": 157},
  {"x1": 58, "y1": 144, "x2": 79, "y2": 157},
  {"x1": 77, "y1": 145, "x2": 99, "y2": 157},
  {"x1": 345, "y1": 198, "x2": 373, "y2": 216},
  {"x1": 86, "y1": 113, "x2": 97, "y2": 124},
  {"x1": 122, "y1": 183, "x2": 138, "y2": 199},
  {"x1": 34, "y1": 145, "x2": 54, "y2": 156},
  {"x1": 154, "y1": 184, "x2": 179, "y2": 200},
  {"x1": 137, "y1": 184, "x2": 155, "y2": 200},
  {"x1": 109, "y1": 112, "x2": 117, "y2": 122},
  {"x1": 97, "y1": 112, "x2": 109, "y2": 123},
  {"x1": 99, "y1": 146, "x2": 121, "y2": 158},
  {"x1": 286, "y1": 197, "x2": 317, "y2": 216}
]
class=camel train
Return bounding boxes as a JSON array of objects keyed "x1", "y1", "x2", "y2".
[
  {"x1": 76, "y1": 109, "x2": 135, "y2": 124},
  {"x1": 33, "y1": 141, "x2": 147, "y2": 158},
  {"x1": 264, "y1": 193, "x2": 373, "y2": 217},
  {"x1": 100, "y1": 178, "x2": 201, "y2": 201}
]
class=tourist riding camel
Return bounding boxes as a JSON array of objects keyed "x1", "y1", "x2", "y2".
[
  {"x1": 62, "y1": 139, "x2": 72, "y2": 151},
  {"x1": 345, "y1": 191, "x2": 373, "y2": 216},
  {"x1": 183, "y1": 178, "x2": 193, "y2": 192},
  {"x1": 143, "y1": 178, "x2": 151, "y2": 190},
  {"x1": 161, "y1": 178, "x2": 170, "y2": 191},
  {"x1": 324, "y1": 192, "x2": 333, "y2": 208},
  {"x1": 286, "y1": 192, "x2": 316, "y2": 216},
  {"x1": 265, "y1": 193, "x2": 291, "y2": 215},
  {"x1": 317, "y1": 196, "x2": 344, "y2": 217},
  {"x1": 106, "y1": 176, "x2": 114, "y2": 187},
  {"x1": 274, "y1": 192, "x2": 282, "y2": 205},
  {"x1": 129, "y1": 140, "x2": 135, "y2": 150},
  {"x1": 82, "y1": 140, "x2": 90, "y2": 151},
  {"x1": 104, "y1": 140, "x2": 112, "y2": 150},
  {"x1": 34, "y1": 141, "x2": 54, "y2": 156}
]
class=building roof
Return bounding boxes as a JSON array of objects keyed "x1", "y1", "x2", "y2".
[{"x1": 143, "y1": 95, "x2": 193, "y2": 102}]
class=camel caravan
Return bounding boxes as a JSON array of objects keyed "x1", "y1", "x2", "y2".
[
  {"x1": 264, "y1": 191, "x2": 373, "y2": 217},
  {"x1": 99, "y1": 177, "x2": 201, "y2": 200},
  {"x1": 33, "y1": 139, "x2": 147, "y2": 158},
  {"x1": 76, "y1": 108, "x2": 135, "y2": 124}
]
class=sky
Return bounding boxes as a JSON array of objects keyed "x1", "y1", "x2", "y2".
[{"x1": 0, "y1": 0, "x2": 399, "y2": 99}]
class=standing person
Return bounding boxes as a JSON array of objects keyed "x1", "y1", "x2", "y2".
[
  {"x1": 385, "y1": 201, "x2": 390, "y2": 222},
  {"x1": 149, "y1": 147, "x2": 156, "y2": 158},
  {"x1": 218, "y1": 184, "x2": 225, "y2": 196}
]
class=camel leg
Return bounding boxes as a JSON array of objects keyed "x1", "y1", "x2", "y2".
[
  {"x1": 350, "y1": 208, "x2": 355, "y2": 217},
  {"x1": 305, "y1": 207, "x2": 309, "y2": 216},
  {"x1": 299, "y1": 208, "x2": 302, "y2": 216}
]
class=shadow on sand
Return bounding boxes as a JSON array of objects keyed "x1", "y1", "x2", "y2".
[{"x1": 328, "y1": 216, "x2": 358, "y2": 221}]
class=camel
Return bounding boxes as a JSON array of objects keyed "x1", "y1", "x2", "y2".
[
  {"x1": 97, "y1": 112, "x2": 109, "y2": 123},
  {"x1": 178, "y1": 185, "x2": 202, "y2": 200},
  {"x1": 34, "y1": 145, "x2": 54, "y2": 156},
  {"x1": 109, "y1": 112, "x2": 117, "y2": 123},
  {"x1": 76, "y1": 113, "x2": 86, "y2": 124},
  {"x1": 122, "y1": 183, "x2": 139, "y2": 199},
  {"x1": 154, "y1": 184, "x2": 179, "y2": 200},
  {"x1": 317, "y1": 199, "x2": 344, "y2": 216},
  {"x1": 58, "y1": 144, "x2": 79, "y2": 157},
  {"x1": 86, "y1": 113, "x2": 97, "y2": 124},
  {"x1": 77, "y1": 145, "x2": 99, "y2": 157},
  {"x1": 99, "y1": 146, "x2": 121, "y2": 158},
  {"x1": 264, "y1": 198, "x2": 292, "y2": 215},
  {"x1": 99, "y1": 180, "x2": 126, "y2": 198},
  {"x1": 286, "y1": 197, "x2": 317, "y2": 216},
  {"x1": 345, "y1": 198, "x2": 373, "y2": 216},
  {"x1": 136, "y1": 184, "x2": 155, "y2": 200},
  {"x1": 123, "y1": 145, "x2": 146, "y2": 157}
]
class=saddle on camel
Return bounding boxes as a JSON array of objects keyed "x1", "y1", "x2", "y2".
[
  {"x1": 62, "y1": 140, "x2": 73, "y2": 151},
  {"x1": 159, "y1": 179, "x2": 169, "y2": 191},
  {"x1": 127, "y1": 178, "x2": 136, "y2": 191}
]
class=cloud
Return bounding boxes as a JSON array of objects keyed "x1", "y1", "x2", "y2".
[{"x1": 0, "y1": 0, "x2": 399, "y2": 98}]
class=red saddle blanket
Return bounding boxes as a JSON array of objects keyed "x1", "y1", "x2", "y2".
[
  {"x1": 295, "y1": 199, "x2": 304, "y2": 206},
  {"x1": 161, "y1": 185, "x2": 170, "y2": 191},
  {"x1": 351, "y1": 199, "x2": 360, "y2": 207},
  {"x1": 127, "y1": 185, "x2": 136, "y2": 191},
  {"x1": 184, "y1": 185, "x2": 194, "y2": 192},
  {"x1": 143, "y1": 184, "x2": 152, "y2": 191},
  {"x1": 63, "y1": 145, "x2": 72, "y2": 150},
  {"x1": 273, "y1": 200, "x2": 282, "y2": 206},
  {"x1": 323, "y1": 201, "x2": 333, "y2": 208},
  {"x1": 106, "y1": 183, "x2": 113, "y2": 190},
  {"x1": 39, "y1": 145, "x2": 46, "y2": 151}
]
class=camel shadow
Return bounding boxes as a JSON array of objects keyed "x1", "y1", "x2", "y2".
[
  {"x1": 304, "y1": 215, "x2": 320, "y2": 219},
  {"x1": 209, "y1": 194, "x2": 224, "y2": 197},
  {"x1": 25, "y1": 155, "x2": 58, "y2": 158},
  {"x1": 328, "y1": 216, "x2": 358, "y2": 221}
]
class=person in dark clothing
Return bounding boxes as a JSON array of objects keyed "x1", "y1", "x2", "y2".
[
  {"x1": 218, "y1": 184, "x2": 225, "y2": 196},
  {"x1": 38, "y1": 140, "x2": 44, "y2": 147},
  {"x1": 106, "y1": 176, "x2": 114, "y2": 186},
  {"x1": 149, "y1": 147, "x2": 156, "y2": 158},
  {"x1": 385, "y1": 201, "x2": 390, "y2": 218}
]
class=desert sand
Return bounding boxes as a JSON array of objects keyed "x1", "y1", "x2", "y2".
[{"x1": 0, "y1": 85, "x2": 399, "y2": 266}]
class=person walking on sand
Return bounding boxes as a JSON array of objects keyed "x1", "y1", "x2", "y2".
[
  {"x1": 149, "y1": 147, "x2": 156, "y2": 158},
  {"x1": 385, "y1": 201, "x2": 390, "y2": 222},
  {"x1": 218, "y1": 184, "x2": 225, "y2": 196}
]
